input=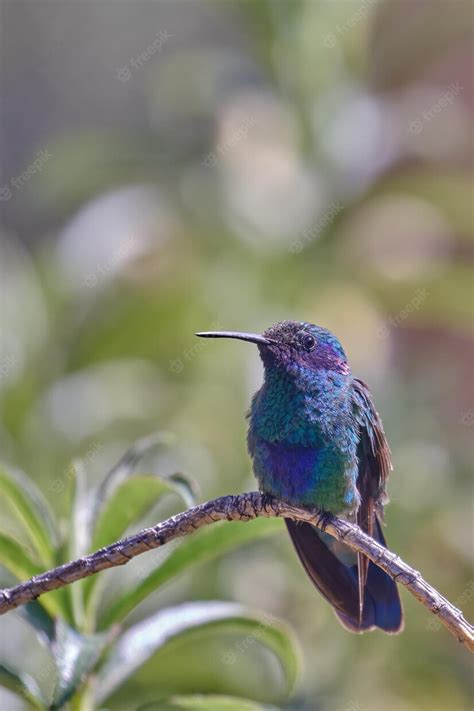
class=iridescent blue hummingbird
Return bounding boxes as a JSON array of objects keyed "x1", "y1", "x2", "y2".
[{"x1": 197, "y1": 321, "x2": 403, "y2": 633}]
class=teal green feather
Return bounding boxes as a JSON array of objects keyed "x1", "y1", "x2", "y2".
[{"x1": 248, "y1": 336, "x2": 360, "y2": 513}]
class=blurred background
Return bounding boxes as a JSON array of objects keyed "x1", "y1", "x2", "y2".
[{"x1": 0, "y1": 0, "x2": 473, "y2": 709}]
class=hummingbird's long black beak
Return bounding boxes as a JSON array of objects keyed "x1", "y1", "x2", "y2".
[{"x1": 195, "y1": 331, "x2": 273, "y2": 347}]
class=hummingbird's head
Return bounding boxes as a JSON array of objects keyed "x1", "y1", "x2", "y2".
[{"x1": 196, "y1": 320, "x2": 350, "y2": 376}]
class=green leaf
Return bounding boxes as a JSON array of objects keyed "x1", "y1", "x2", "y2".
[
  {"x1": 0, "y1": 531, "x2": 42, "y2": 579},
  {"x1": 68, "y1": 460, "x2": 90, "y2": 560},
  {"x1": 0, "y1": 663, "x2": 46, "y2": 709},
  {"x1": 0, "y1": 532, "x2": 68, "y2": 620},
  {"x1": 166, "y1": 472, "x2": 198, "y2": 509},
  {"x1": 0, "y1": 570, "x2": 55, "y2": 646},
  {"x1": 99, "y1": 518, "x2": 283, "y2": 629},
  {"x1": 83, "y1": 471, "x2": 196, "y2": 622},
  {"x1": 96, "y1": 602, "x2": 298, "y2": 704},
  {"x1": 92, "y1": 432, "x2": 176, "y2": 518},
  {"x1": 91, "y1": 474, "x2": 194, "y2": 553},
  {"x1": 159, "y1": 694, "x2": 275, "y2": 710},
  {"x1": 64, "y1": 460, "x2": 90, "y2": 628},
  {"x1": 0, "y1": 465, "x2": 57, "y2": 566},
  {"x1": 20, "y1": 602, "x2": 56, "y2": 647},
  {"x1": 50, "y1": 621, "x2": 111, "y2": 709}
]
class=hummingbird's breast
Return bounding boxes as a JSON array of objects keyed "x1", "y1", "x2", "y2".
[{"x1": 247, "y1": 369, "x2": 360, "y2": 513}]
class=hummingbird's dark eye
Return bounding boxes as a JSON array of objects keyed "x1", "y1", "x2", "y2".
[{"x1": 301, "y1": 334, "x2": 316, "y2": 352}]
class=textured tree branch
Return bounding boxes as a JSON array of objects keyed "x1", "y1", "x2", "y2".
[{"x1": 0, "y1": 492, "x2": 472, "y2": 651}]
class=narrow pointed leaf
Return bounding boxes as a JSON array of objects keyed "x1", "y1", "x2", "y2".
[
  {"x1": 0, "y1": 532, "x2": 69, "y2": 620},
  {"x1": 84, "y1": 472, "x2": 197, "y2": 617},
  {"x1": 0, "y1": 465, "x2": 57, "y2": 566},
  {"x1": 0, "y1": 531, "x2": 42, "y2": 579},
  {"x1": 68, "y1": 460, "x2": 90, "y2": 560},
  {"x1": 0, "y1": 663, "x2": 46, "y2": 708},
  {"x1": 65, "y1": 460, "x2": 89, "y2": 627},
  {"x1": 165, "y1": 472, "x2": 198, "y2": 508},
  {"x1": 0, "y1": 571, "x2": 55, "y2": 646},
  {"x1": 99, "y1": 518, "x2": 283, "y2": 629},
  {"x1": 92, "y1": 433, "x2": 175, "y2": 519},
  {"x1": 91, "y1": 474, "x2": 195, "y2": 553},
  {"x1": 96, "y1": 602, "x2": 298, "y2": 703},
  {"x1": 50, "y1": 621, "x2": 111, "y2": 709},
  {"x1": 19, "y1": 601, "x2": 56, "y2": 647}
]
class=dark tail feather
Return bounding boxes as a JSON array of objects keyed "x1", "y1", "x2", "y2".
[{"x1": 285, "y1": 518, "x2": 403, "y2": 634}]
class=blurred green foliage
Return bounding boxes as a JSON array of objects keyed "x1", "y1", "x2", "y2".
[{"x1": 0, "y1": 446, "x2": 297, "y2": 709}]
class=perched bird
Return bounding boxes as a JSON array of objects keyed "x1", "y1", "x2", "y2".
[{"x1": 196, "y1": 320, "x2": 403, "y2": 633}]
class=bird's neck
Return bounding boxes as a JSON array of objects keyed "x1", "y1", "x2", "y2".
[
  {"x1": 250, "y1": 363, "x2": 352, "y2": 446},
  {"x1": 264, "y1": 361, "x2": 349, "y2": 395}
]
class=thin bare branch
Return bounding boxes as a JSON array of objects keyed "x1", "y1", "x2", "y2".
[{"x1": 0, "y1": 492, "x2": 472, "y2": 651}]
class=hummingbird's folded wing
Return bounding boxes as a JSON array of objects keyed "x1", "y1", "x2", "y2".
[
  {"x1": 351, "y1": 377, "x2": 391, "y2": 510},
  {"x1": 350, "y1": 377, "x2": 403, "y2": 632},
  {"x1": 285, "y1": 379, "x2": 403, "y2": 633}
]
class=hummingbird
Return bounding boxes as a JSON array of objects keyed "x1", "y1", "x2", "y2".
[{"x1": 196, "y1": 320, "x2": 403, "y2": 633}]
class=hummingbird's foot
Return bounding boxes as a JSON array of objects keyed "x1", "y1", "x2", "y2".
[
  {"x1": 316, "y1": 509, "x2": 334, "y2": 531},
  {"x1": 260, "y1": 491, "x2": 277, "y2": 513}
]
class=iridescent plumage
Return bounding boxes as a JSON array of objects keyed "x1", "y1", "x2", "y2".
[{"x1": 197, "y1": 321, "x2": 403, "y2": 633}]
